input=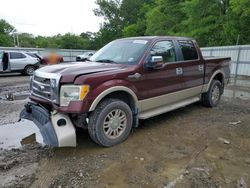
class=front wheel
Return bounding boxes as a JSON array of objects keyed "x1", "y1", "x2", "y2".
[
  {"x1": 88, "y1": 98, "x2": 133, "y2": 147},
  {"x1": 202, "y1": 80, "x2": 223, "y2": 107}
]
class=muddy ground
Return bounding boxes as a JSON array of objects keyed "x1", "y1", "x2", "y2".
[{"x1": 0, "y1": 74, "x2": 250, "y2": 188}]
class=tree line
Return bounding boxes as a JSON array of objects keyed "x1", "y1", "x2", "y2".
[{"x1": 0, "y1": 0, "x2": 249, "y2": 50}]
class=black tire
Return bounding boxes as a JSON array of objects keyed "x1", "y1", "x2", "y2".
[
  {"x1": 23, "y1": 65, "x2": 35, "y2": 76},
  {"x1": 88, "y1": 98, "x2": 133, "y2": 147},
  {"x1": 202, "y1": 80, "x2": 223, "y2": 107}
]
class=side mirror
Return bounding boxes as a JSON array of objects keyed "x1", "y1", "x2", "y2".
[{"x1": 145, "y1": 56, "x2": 164, "y2": 69}]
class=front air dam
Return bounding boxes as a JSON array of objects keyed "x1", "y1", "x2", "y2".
[
  {"x1": 20, "y1": 102, "x2": 76, "y2": 147},
  {"x1": 51, "y1": 112, "x2": 76, "y2": 147}
]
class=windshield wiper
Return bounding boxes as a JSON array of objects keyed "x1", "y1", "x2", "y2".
[{"x1": 95, "y1": 59, "x2": 118, "y2": 64}]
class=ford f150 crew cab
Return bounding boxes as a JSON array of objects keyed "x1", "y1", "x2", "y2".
[{"x1": 20, "y1": 36, "x2": 231, "y2": 147}]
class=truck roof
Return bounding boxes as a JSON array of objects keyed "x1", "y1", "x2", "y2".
[
  {"x1": 0, "y1": 50, "x2": 26, "y2": 53},
  {"x1": 118, "y1": 36, "x2": 194, "y2": 41}
]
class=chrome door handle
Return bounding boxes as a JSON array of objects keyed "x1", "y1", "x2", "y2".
[
  {"x1": 128, "y1": 73, "x2": 141, "y2": 79},
  {"x1": 198, "y1": 65, "x2": 204, "y2": 71},
  {"x1": 176, "y1": 67, "x2": 183, "y2": 75}
]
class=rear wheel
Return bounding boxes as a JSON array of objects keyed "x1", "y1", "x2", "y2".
[
  {"x1": 202, "y1": 80, "x2": 222, "y2": 107},
  {"x1": 88, "y1": 98, "x2": 132, "y2": 147},
  {"x1": 23, "y1": 65, "x2": 35, "y2": 76}
]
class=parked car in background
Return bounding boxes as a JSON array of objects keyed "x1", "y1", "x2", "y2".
[
  {"x1": 21, "y1": 36, "x2": 231, "y2": 147},
  {"x1": 0, "y1": 51, "x2": 40, "y2": 75},
  {"x1": 76, "y1": 51, "x2": 95, "y2": 61}
]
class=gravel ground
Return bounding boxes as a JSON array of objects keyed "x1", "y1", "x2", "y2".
[{"x1": 0, "y1": 75, "x2": 250, "y2": 188}]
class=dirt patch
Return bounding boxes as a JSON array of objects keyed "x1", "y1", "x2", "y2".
[
  {"x1": 1, "y1": 100, "x2": 250, "y2": 187},
  {"x1": 0, "y1": 100, "x2": 28, "y2": 125},
  {"x1": 0, "y1": 75, "x2": 29, "y2": 125},
  {"x1": 28, "y1": 99, "x2": 250, "y2": 188},
  {"x1": 0, "y1": 144, "x2": 53, "y2": 188}
]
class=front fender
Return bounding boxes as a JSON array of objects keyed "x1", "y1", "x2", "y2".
[{"x1": 88, "y1": 80, "x2": 139, "y2": 112}]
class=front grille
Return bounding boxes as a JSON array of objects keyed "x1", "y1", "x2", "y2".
[{"x1": 32, "y1": 75, "x2": 52, "y2": 101}]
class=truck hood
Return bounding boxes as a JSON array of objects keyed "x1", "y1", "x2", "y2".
[{"x1": 36, "y1": 61, "x2": 126, "y2": 82}]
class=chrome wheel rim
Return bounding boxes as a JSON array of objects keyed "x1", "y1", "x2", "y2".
[
  {"x1": 103, "y1": 109, "x2": 127, "y2": 139},
  {"x1": 212, "y1": 85, "x2": 220, "y2": 103}
]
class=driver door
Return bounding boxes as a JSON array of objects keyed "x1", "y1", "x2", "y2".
[
  {"x1": 0, "y1": 52, "x2": 11, "y2": 72},
  {"x1": 140, "y1": 40, "x2": 186, "y2": 112}
]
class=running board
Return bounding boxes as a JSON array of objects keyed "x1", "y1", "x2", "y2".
[{"x1": 139, "y1": 97, "x2": 200, "y2": 120}]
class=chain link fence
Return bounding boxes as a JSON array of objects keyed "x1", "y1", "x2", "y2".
[{"x1": 201, "y1": 45, "x2": 250, "y2": 77}]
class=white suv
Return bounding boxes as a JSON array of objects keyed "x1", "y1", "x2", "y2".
[{"x1": 0, "y1": 51, "x2": 40, "y2": 75}]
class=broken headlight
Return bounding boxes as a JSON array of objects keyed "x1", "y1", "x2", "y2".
[{"x1": 60, "y1": 85, "x2": 90, "y2": 106}]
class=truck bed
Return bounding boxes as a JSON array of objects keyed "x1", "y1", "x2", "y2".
[{"x1": 203, "y1": 56, "x2": 231, "y2": 61}]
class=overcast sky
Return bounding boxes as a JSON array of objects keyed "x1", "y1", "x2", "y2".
[{"x1": 0, "y1": 0, "x2": 104, "y2": 36}]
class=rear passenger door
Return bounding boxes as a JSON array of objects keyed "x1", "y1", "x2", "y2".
[{"x1": 176, "y1": 40, "x2": 204, "y2": 94}]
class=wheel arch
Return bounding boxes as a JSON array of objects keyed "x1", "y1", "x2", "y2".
[
  {"x1": 203, "y1": 69, "x2": 225, "y2": 92},
  {"x1": 89, "y1": 86, "x2": 139, "y2": 112}
]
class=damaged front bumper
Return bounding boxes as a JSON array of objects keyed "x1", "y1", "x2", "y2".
[{"x1": 20, "y1": 102, "x2": 76, "y2": 147}]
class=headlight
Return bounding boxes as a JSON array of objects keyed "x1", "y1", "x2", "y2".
[{"x1": 60, "y1": 85, "x2": 90, "y2": 106}]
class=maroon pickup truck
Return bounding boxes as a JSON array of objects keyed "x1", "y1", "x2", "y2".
[{"x1": 20, "y1": 36, "x2": 231, "y2": 147}]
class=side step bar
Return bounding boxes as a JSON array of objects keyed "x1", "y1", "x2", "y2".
[{"x1": 139, "y1": 97, "x2": 200, "y2": 119}]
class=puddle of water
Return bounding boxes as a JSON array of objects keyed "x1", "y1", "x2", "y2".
[{"x1": 0, "y1": 120, "x2": 44, "y2": 150}]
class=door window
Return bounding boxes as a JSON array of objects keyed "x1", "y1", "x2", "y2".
[
  {"x1": 10, "y1": 52, "x2": 26, "y2": 59},
  {"x1": 0, "y1": 51, "x2": 3, "y2": 60},
  {"x1": 150, "y1": 41, "x2": 176, "y2": 63},
  {"x1": 178, "y1": 40, "x2": 198, "y2": 61}
]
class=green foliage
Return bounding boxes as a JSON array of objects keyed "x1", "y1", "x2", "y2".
[
  {"x1": 95, "y1": 0, "x2": 250, "y2": 47},
  {"x1": 181, "y1": 0, "x2": 225, "y2": 46},
  {"x1": 19, "y1": 33, "x2": 36, "y2": 47},
  {"x1": 146, "y1": 0, "x2": 185, "y2": 36},
  {"x1": 94, "y1": 0, "x2": 123, "y2": 41},
  {"x1": 123, "y1": 2, "x2": 152, "y2": 37},
  {"x1": 0, "y1": 19, "x2": 15, "y2": 46},
  {"x1": 123, "y1": 24, "x2": 140, "y2": 37},
  {"x1": 229, "y1": 0, "x2": 250, "y2": 45}
]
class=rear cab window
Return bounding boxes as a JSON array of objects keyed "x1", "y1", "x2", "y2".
[
  {"x1": 10, "y1": 52, "x2": 26, "y2": 59},
  {"x1": 178, "y1": 40, "x2": 198, "y2": 61}
]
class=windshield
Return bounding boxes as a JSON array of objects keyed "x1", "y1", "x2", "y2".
[{"x1": 90, "y1": 39, "x2": 149, "y2": 65}]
